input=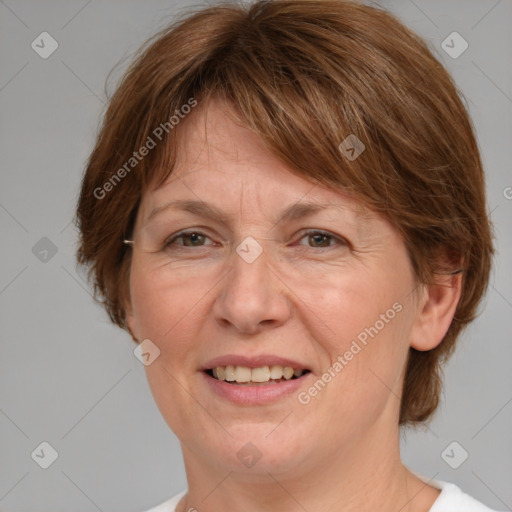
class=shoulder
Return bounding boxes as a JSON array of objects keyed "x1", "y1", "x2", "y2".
[
  {"x1": 430, "y1": 480, "x2": 505, "y2": 512},
  {"x1": 140, "y1": 490, "x2": 187, "y2": 512}
]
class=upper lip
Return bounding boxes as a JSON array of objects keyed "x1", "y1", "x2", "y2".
[{"x1": 201, "y1": 355, "x2": 310, "y2": 371}]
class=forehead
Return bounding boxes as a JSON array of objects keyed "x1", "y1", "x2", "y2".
[{"x1": 139, "y1": 98, "x2": 376, "y2": 227}]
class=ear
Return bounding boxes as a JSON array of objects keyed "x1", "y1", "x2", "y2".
[{"x1": 410, "y1": 272, "x2": 463, "y2": 351}]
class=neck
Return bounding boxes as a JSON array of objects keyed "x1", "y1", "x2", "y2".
[{"x1": 176, "y1": 420, "x2": 439, "y2": 512}]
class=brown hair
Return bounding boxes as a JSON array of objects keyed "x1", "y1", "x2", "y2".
[{"x1": 75, "y1": 0, "x2": 494, "y2": 426}]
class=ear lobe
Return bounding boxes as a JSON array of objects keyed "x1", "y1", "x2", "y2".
[{"x1": 410, "y1": 272, "x2": 463, "y2": 351}]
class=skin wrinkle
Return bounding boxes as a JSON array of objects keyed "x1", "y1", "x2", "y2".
[
  {"x1": 141, "y1": 147, "x2": 378, "y2": 255},
  {"x1": 138, "y1": 209, "x2": 379, "y2": 280},
  {"x1": 141, "y1": 201, "x2": 372, "y2": 255}
]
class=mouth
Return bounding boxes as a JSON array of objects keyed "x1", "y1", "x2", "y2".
[{"x1": 204, "y1": 365, "x2": 312, "y2": 386}]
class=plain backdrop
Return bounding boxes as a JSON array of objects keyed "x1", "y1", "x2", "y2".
[{"x1": 0, "y1": 1, "x2": 511, "y2": 511}]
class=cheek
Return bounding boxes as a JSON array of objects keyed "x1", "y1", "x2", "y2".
[
  {"x1": 129, "y1": 257, "x2": 205, "y2": 340},
  {"x1": 302, "y1": 270, "x2": 412, "y2": 403},
  {"x1": 302, "y1": 267, "x2": 409, "y2": 347},
  {"x1": 130, "y1": 266, "x2": 211, "y2": 436}
]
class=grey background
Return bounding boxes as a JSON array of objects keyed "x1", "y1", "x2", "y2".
[{"x1": 0, "y1": 1, "x2": 511, "y2": 511}]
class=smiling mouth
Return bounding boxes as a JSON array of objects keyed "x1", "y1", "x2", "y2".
[{"x1": 205, "y1": 365, "x2": 311, "y2": 386}]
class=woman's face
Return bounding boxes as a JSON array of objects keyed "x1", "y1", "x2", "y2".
[{"x1": 126, "y1": 99, "x2": 424, "y2": 476}]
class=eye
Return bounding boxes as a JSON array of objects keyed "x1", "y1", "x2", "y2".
[
  {"x1": 296, "y1": 230, "x2": 348, "y2": 249},
  {"x1": 163, "y1": 229, "x2": 348, "y2": 251},
  {"x1": 164, "y1": 230, "x2": 215, "y2": 249}
]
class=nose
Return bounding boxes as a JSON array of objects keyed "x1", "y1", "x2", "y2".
[{"x1": 212, "y1": 239, "x2": 291, "y2": 335}]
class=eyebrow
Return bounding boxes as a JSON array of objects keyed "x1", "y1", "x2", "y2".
[{"x1": 146, "y1": 199, "x2": 337, "y2": 227}]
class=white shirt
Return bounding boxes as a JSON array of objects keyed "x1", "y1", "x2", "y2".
[{"x1": 142, "y1": 479, "x2": 504, "y2": 511}]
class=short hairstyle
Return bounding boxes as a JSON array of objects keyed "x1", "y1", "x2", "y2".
[{"x1": 75, "y1": 0, "x2": 494, "y2": 426}]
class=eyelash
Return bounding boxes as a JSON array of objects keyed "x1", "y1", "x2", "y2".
[{"x1": 163, "y1": 229, "x2": 348, "y2": 251}]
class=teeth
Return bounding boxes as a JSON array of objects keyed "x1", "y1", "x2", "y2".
[
  {"x1": 270, "y1": 365, "x2": 283, "y2": 379},
  {"x1": 224, "y1": 365, "x2": 236, "y2": 382},
  {"x1": 209, "y1": 365, "x2": 305, "y2": 383},
  {"x1": 251, "y1": 366, "x2": 271, "y2": 382},
  {"x1": 283, "y1": 367, "x2": 294, "y2": 380},
  {"x1": 235, "y1": 366, "x2": 251, "y2": 382}
]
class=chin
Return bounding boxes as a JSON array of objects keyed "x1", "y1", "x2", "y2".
[{"x1": 189, "y1": 420, "x2": 316, "y2": 476}]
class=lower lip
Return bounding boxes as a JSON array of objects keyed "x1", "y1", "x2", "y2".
[{"x1": 202, "y1": 371, "x2": 311, "y2": 405}]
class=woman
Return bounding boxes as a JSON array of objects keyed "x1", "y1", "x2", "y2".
[{"x1": 76, "y1": 1, "x2": 499, "y2": 511}]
